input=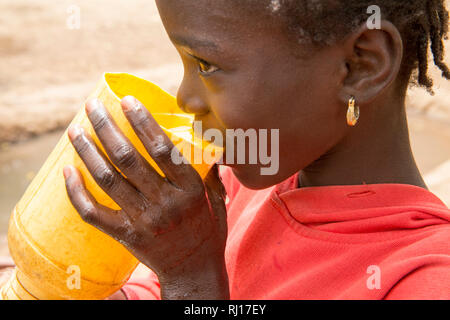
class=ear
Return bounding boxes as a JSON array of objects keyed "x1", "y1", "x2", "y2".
[{"x1": 338, "y1": 20, "x2": 403, "y2": 105}]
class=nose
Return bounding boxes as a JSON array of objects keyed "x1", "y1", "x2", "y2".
[{"x1": 177, "y1": 78, "x2": 209, "y2": 116}]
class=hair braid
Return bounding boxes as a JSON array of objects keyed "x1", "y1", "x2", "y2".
[
  {"x1": 427, "y1": 0, "x2": 450, "y2": 79},
  {"x1": 261, "y1": 0, "x2": 450, "y2": 94}
]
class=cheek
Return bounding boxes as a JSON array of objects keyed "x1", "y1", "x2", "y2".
[
  {"x1": 206, "y1": 55, "x2": 347, "y2": 187},
  {"x1": 207, "y1": 78, "x2": 294, "y2": 131},
  {"x1": 275, "y1": 69, "x2": 345, "y2": 177},
  {"x1": 210, "y1": 64, "x2": 338, "y2": 134}
]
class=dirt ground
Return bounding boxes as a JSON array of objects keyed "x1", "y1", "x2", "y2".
[
  {"x1": 0, "y1": 0, "x2": 183, "y2": 142},
  {"x1": 0, "y1": 0, "x2": 449, "y2": 277},
  {"x1": 0, "y1": 0, "x2": 449, "y2": 142}
]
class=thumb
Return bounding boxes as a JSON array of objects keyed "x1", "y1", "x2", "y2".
[
  {"x1": 204, "y1": 165, "x2": 227, "y2": 236},
  {"x1": 204, "y1": 164, "x2": 227, "y2": 201}
]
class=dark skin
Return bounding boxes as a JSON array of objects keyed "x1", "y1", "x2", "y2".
[
  {"x1": 65, "y1": 97, "x2": 229, "y2": 300},
  {"x1": 62, "y1": 0, "x2": 428, "y2": 300}
]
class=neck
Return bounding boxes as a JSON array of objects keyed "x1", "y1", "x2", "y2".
[{"x1": 299, "y1": 94, "x2": 428, "y2": 190}]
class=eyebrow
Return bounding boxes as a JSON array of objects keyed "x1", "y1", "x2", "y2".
[{"x1": 170, "y1": 34, "x2": 221, "y2": 53}]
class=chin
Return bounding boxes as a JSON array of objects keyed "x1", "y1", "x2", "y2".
[{"x1": 230, "y1": 165, "x2": 287, "y2": 190}]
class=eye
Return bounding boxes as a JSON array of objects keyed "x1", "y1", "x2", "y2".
[
  {"x1": 184, "y1": 51, "x2": 220, "y2": 76},
  {"x1": 197, "y1": 60, "x2": 219, "y2": 76}
]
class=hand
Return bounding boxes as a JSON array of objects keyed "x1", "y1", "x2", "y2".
[{"x1": 63, "y1": 96, "x2": 229, "y2": 299}]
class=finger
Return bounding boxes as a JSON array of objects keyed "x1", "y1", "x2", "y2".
[
  {"x1": 121, "y1": 96, "x2": 202, "y2": 189},
  {"x1": 204, "y1": 165, "x2": 227, "y2": 236},
  {"x1": 205, "y1": 164, "x2": 227, "y2": 201},
  {"x1": 85, "y1": 99, "x2": 165, "y2": 200},
  {"x1": 63, "y1": 165, "x2": 133, "y2": 238},
  {"x1": 68, "y1": 125, "x2": 147, "y2": 218}
]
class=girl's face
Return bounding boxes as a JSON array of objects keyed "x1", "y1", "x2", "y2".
[{"x1": 156, "y1": 0, "x2": 350, "y2": 189}]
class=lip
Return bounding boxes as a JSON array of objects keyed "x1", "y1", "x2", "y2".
[
  {"x1": 193, "y1": 116, "x2": 225, "y2": 138},
  {"x1": 192, "y1": 116, "x2": 229, "y2": 163}
]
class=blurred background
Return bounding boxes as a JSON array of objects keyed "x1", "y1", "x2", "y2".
[{"x1": 0, "y1": 0, "x2": 449, "y2": 265}]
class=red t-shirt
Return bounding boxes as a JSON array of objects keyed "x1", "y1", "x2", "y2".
[{"x1": 121, "y1": 167, "x2": 450, "y2": 299}]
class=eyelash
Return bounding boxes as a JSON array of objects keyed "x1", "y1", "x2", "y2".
[
  {"x1": 197, "y1": 60, "x2": 219, "y2": 76},
  {"x1": 187, "y1": 53, "x2": 219, "y2": 76}
]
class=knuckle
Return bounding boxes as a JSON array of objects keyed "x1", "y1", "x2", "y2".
[
  {"x1": 112, "y1": 144, "x2": 137, "y2": 169},
  {"x1": 151, "y1": 142, "x2": 172, "y2": 161},
  {"x1": 142, "y1": 210, "x2": 169, "y2": 235},
  {"x1": 166, "y1": 203, "x2": 184, "y2": 222},
  {"x1": 166, "y1": 190, "x2": 203, "y2": 219},
  {"x1": 149, "y1": 214, "x2": 165, "y2": 232},
  {"x1": 91, "y1": 113, "x2": 109, "y2": 132},
  {"x1": 92, "y1": 165, "x2": 117, "y2": 190},
  {"x1": 73, "y1": 136, "x2": 90, "y2": 156},
  {"x1": 79, "y1": 205, "x2": 98, "y2": 224},
  {"x1": 133, "y1": 114, "x2": 150, "y2": 129},
  {"x1": 113, "y1": 225, "x2": 140, "y2": 246}
]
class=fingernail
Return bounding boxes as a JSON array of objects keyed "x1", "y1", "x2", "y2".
[
  {"x1": 121, "y1": 96, "x2": 140, "y2": 112},
  {"x1": 68, "y1": 124, "x2": 84, "y2": 140},
  {"x1": 85, "y1": 98, "x2": 102, "y2": 114},
  {"x1": 63, "y1": 165, "x2": 73, "y2": 179}
]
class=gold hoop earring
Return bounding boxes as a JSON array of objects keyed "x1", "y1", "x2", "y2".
[{"x1": 347, "y1": 96, "x2": 360, "y2": 126}]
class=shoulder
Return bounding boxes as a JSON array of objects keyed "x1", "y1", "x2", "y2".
[
  {"x1": 384, "y1": 224, "x2": 450, "y2": 299},
  {"x1": 385, "y1": 262, "x2": 450, "y2": 299}
]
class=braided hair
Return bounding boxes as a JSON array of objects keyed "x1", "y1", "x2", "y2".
[{"x1": 261, "y1": 0, "x2": 450, "y2": 94}]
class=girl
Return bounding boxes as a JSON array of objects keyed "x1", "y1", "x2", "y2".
[{"x1": 62, "y1": 0, "x2": 450, "y2": 299}]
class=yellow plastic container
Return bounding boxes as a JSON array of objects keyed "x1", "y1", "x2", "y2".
[{"x1": 0, "y1": 73, "x2": 222, "y2": 300}]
